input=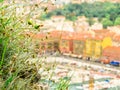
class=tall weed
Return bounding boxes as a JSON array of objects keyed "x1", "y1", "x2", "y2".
[{"x1": 0, "y1": 0, "x2": 45, "y2": 89}]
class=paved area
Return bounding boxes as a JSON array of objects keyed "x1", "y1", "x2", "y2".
[
  {"x1": 27, "y1": 55, "x2": 120, "y2": 90},
  {"x1": 43, "y1": 56, "x2": 120, "y2": 90}
]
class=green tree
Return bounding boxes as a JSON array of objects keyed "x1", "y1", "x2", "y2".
[
  {"x1": 43, "y1": 1, "x2": 120, "y2": 27},
  {"x1": 114, "y1": 17, "x2": 120, "y2": 25},
  {"x1": 101, "y1": 18, "x2": 113, "y2": 28},
  {"x1": 88, "y1": 18, "x2": 95, "y2": 26}
]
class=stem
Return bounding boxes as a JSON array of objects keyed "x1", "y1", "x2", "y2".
[{"x1": 0, "y1": 38, "x2": 8, "y2": 69}]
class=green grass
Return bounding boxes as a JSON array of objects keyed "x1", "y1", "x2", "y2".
[{"x1": 0, "y1": 0, "x2": 55, "y2": 90}]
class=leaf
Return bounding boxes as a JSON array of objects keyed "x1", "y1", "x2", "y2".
[
  {"x1": 0, "y1": 38, "x2": 3, "y2": 44},
  {"x1": 4, "y1": 76, "x2": 13, "y2": 88},
  {"x1": 35, "y1": 4, "x2": 38, "y2": 7},
  {"x1": 45, "y1": 36, "x2": 48, "y2": 39},
  {"x1": 4, "y1": 18, "x2": 11, "y2": 26},
  {"x1": 28, "y1": 20, "x2": 33, "y2": 25},
  {"x1": 44, "y1": 7, "x2": 48, "y2": 12},
  {"x1": 0, "y1": 0, "x2": 4, "y2": 3},
  {"x1": 34, "y1": 25, "x2": 40, "y2": 29}
]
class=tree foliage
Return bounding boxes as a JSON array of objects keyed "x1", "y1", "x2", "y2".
[
  {"x1": 41, "y1": 2, "x2": 120, "y2": 27},
  {"x1": 0, "y1": 1, "x2": 51, "y2": 90},
  {"x1": 114, "y1": 16, "x2": 120, "y2": 25},
  {"x1": 102, "y1": 18, "x2": 113, "y2": 28}
]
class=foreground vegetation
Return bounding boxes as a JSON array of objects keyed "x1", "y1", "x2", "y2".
[
  {"x1": 42, "y1": 2, "x2": 120, "y2": 28},
  {"x1": 0, "y1": 0, "x2": 71, "y2": 89},
  {"x1": 0, "y1": 1, "x2": 40, "y2": 90}
]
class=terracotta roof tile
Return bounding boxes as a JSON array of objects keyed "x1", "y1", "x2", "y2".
[
  {"x1": 93, "y1": 29, "x2": 109, "y2": 34},
  {"x1": 103, "y1": 46, "x2": 120, "y2": 60},
  {"x1": 113, "y1": 35, "x2": 120, "y2": 42}
]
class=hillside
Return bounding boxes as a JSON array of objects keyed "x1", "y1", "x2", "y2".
[{"x1": 41, "y1": 2, "x2": 120, "y2": 28}]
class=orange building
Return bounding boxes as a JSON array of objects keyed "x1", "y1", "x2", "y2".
[{"x1": 102, "y1": 46, "x2": 120, "y2": 62}]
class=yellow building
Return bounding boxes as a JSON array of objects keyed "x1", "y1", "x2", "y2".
[{"x1": 84, "y1": 36, "x2": 112, "y2": 60}]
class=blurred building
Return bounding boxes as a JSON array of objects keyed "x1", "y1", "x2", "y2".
[
  {"x1": 90, "y1": 22, "x2": 103, "y2": 30},
  {"x1": 107, "y1": 26, "x2": 120, "y2": 46},
  {"x1": 40, "y1": 15, "x2": 74, "y2": 32},
  {"x1": 51, "y1": 16, "x2": 74, "y2": 32},
  {"x1": 107, "y1": 25, "x2": 120, "y2": 35},
  {"x1": 74, "y1": 16, "x2": 89, "y2": 31},
  {"x1": 51, "y1": 16, "x2": 66, "y2": 22}
]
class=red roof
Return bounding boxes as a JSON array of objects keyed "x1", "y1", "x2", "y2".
[
  {"x1": 113, "y1": 35, "x2": 120, "y2": 42},
  {"x1": 93, "y1": 29, "x2": 109, "y2": 34},
  {"x1": 103, "y1": 46, "x2": 120, "y2": 60}
]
